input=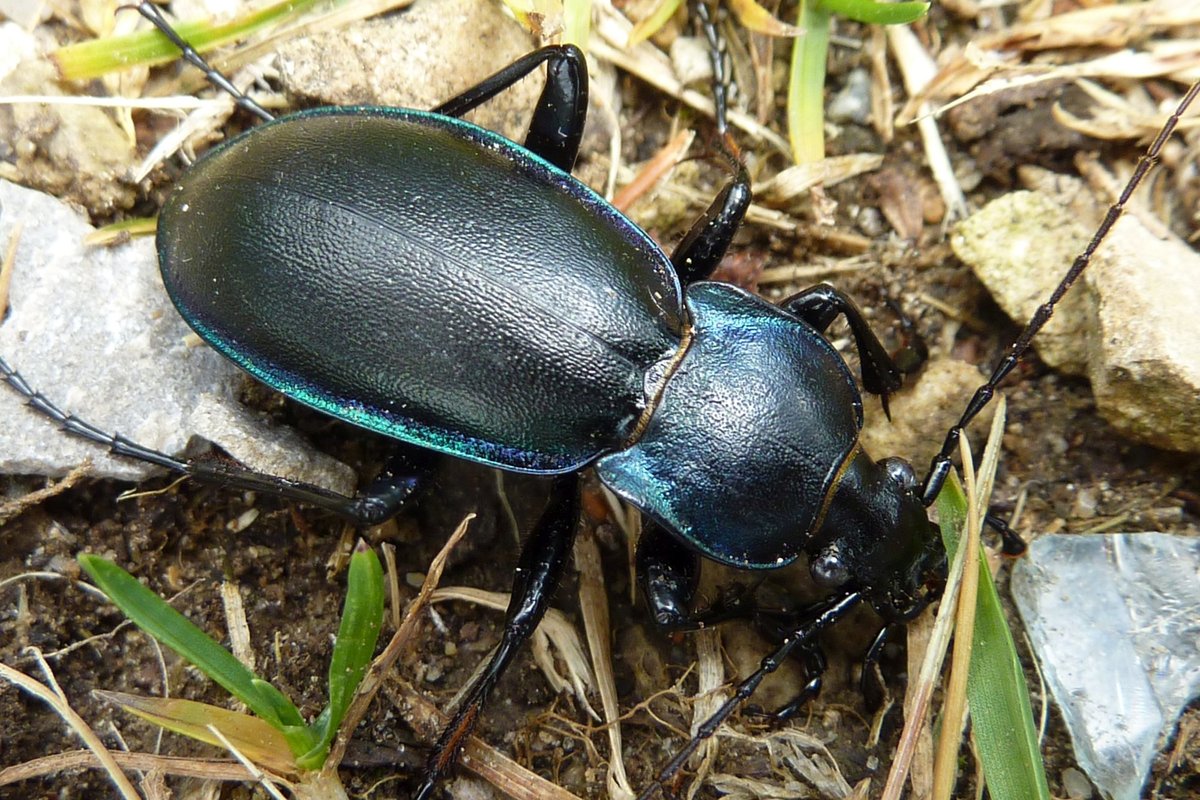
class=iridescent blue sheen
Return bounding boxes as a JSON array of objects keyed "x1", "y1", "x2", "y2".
[{"x1": 596, "y1": 282, "x2": 863, "y2": 568}]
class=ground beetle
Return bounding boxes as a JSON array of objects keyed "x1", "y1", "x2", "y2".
[{"x1": 2, "y1": 1, "x2": 1198, "y2": 797}]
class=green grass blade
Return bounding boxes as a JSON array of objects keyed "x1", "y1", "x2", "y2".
[
  {"x1": 787, "y1": 0, "x2": 831, "y2": 164},
  {"x1": 299, "y1": 541, "x2": 384, "y2": 769},
  {"x1": 78, "y1": 555, "x2": 301, "y2": 734},
  {"x1": 563, "y1": 0, "x2": 592, "y2": 48},
  {"x1": 936, "y1": 481, "x2": 1051, "y2": 800},
  {"x1": 52, "y1": 0, "x2": 324, "y2": 81},
  {"x1": 817, "y1": 0, "x2": 928, "y2": 25},
  {"x1": 628, "y1": 0, "x2": 684, "y2": 46}
]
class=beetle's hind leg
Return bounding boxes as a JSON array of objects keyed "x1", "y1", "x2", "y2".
[
  {"x1": 415, "y1": 473, "x2": 580, "y2": 800},
  {"x1": 0, "y1": 354, "x2": 433, "y2": 525},
  {"x1": 433, "y1": 46, "x2": 588, "y2": 172},
  {"x1": 670, "y1": 0, "x2": 752, "y2": 286}
]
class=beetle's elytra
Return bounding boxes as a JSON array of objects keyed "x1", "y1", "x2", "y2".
[{"x1": 1, "y1": 1, "x2": 1197, "y2": 797}]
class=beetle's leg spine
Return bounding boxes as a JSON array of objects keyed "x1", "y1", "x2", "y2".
[
  {"x1": 920, "y1": 79, "x2": 1200, "y2": 507},
  {"x1": 132, "y1": 0, "x2": 274, "y2": 122}
]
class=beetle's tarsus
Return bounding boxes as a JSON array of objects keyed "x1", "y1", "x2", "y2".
[{"x1": 131, "y1": 0, "x2": 274, "y2": 122}]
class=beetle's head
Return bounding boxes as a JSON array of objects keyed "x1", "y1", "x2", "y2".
[{"x1": 807, "y1": 451, "x2": 947, "y2": 622}]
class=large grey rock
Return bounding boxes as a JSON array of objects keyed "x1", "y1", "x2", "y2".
[
  {"x1": 0, "y1": 179, "x2": 355, "y2": 494},
  {"x1": 952, "y1": 187, "x2": 1200, "y2": 453},
  {"x1": 276, "y1": 0, "x2": 539, "y2": 143}
]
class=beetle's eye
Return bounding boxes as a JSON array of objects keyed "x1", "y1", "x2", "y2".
[
  {"x1": 810, "y1": 549, "x2": 850, "y2": 587},
  {"x1": 880, "y1": 457, "x2": 917, "y2": 490}
]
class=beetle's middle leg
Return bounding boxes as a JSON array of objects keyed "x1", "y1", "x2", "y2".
[
  {"x1": 635, "y1": 589, "x2": 863, "y2": 800},
  {"x1": 415, "y1": 473, "x2": 581, "y2": 800},
  {"x1": 636, "y1": 521, "x2": 763, "y2": 631},
  {"x1": 638, "y1": 524, "x2": 835, "y2": 716}
]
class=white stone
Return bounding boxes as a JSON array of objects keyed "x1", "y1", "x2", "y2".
[{"x1": 0, "y1": 179, "x2": 355, "y2": 494}]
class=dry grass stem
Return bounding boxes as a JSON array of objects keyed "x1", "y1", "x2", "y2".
[
  {"x1": 612, "y1": 129, "x2": 696, "y2": 213},
  {"x1": 205, "y1": 724, "x2": 288, "y2": 800},
  {"x1": 0, "y1": 462, "x2": 91, "y2": 525},
  {"x1": 757, "y1": 258, "x2": 872, "y2": 285},
  {"x1": 592, "y1": 4, "x2": 789, "y2": 154},
  {"x1": 0, "y1": 94, "x2": 223, "y2": 109},
  {"x1": 756, "y1": 154, "x2": 884, "y2": 203},
  {"x1": 0, "y1": 223, "x2": 19, "y2": 322},
  {"x1": 574, "y1": 526, "x2": 634, "y2": 799},
  {"x1": 932, "y1": 397, "x2": 1006, "y2": 799},
  {"x1": 718, "y1": 728, "x2": 851, "y2": 796},
  {"x1": 0, "y1": 750, "x2": 265, "y2": 786},
  {"x1": 0, "y1": 659, "x2": 141, "y2": 799},
  {"x1": 219, "y1": 580, "x2": 255, "y2": 672},
  {"x1": 383, "y1": 679, "x2": 585, "y2": 800},
  {"x1": 904, "y1": 613, "x2": 936, "y2": 797},
  {"x1": 879, "y1": 429, "x2": 991, "y2": 800},
  {"x1": 887, "y1": 26, "x2": 967, "y2": 224}
]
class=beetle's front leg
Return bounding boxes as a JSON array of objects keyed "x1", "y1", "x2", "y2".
[
  {"x1": 635, "y1": 589, "x2": 863, "y2": 800},
  {"x1": 781, "y1": 284, "x2": 905, "y2": 416},
  {"x1": 636, "y1": 521, "x2": 757, "y2": 630},
  {"x1": 415, "y1": 473, "x2": 580, "y2": 800},
  {"x1": 433, "y1": 46, "x2": 588, "y2": 172}
]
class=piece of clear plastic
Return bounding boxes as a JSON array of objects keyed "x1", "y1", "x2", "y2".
[{"x1": 1012, "y1": 533, "x2": 1200, "y2": 800}]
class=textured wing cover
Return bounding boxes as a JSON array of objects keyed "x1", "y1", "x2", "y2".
[{"x1": 158, "y1": 108, "x2": 683, "y2": 472}]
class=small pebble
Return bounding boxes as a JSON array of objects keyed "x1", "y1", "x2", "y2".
[
  {"x1": 1062, "y1": 767, "x2": 1094, "y2": 799},
  {"x1": 828, "y1": 68, "x2": 872, "y2": 124}
]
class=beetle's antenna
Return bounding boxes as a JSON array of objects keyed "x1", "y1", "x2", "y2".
[
  {"x1": 634, "y1": 590, "x2": 863, "y2": 799},
  {"x1": 129, "y1": 0, "x2": 275, "y2": 122},
  {"x1": 920, "y1": 80, "x2": 1200, "y2": 507}
]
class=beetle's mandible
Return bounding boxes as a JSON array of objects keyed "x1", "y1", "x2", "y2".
[{"x1": 2, "y1": 1, "x2": 1198, "y2": 797}]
